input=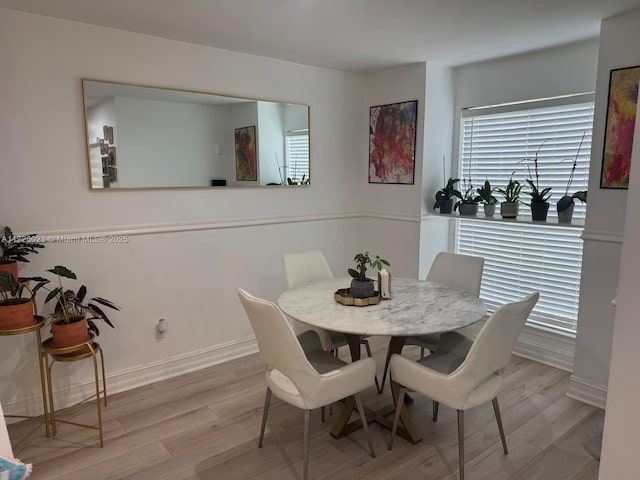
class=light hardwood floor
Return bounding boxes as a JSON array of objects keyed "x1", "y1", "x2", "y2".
[{"x1": 8, "y1": 336, "x2": 602, "y2": 479}]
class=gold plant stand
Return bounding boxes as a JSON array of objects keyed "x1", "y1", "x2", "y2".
[
  {"x1": 0, "y1": 315, "x2": 52, "y2": 450},
  {"x1": 41, "y1": 335, "x2": 107, "y2": 447}
]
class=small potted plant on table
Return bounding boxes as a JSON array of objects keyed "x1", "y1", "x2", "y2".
[
  {"x1": 496, "y1": 173, "x2": 522, "y2": 219},
  {"x1": 476, "y1": 180, "x2": 498, "y2": 217},
  {"x1": 43, "y1": 266, "x2": 120, "y2": 347},
  {"x1": 348, "y1": 252, "x2": 390, "y2": 299},
  {"x1": 434, "y1": 178, "x2": 461, "y2": 214}
]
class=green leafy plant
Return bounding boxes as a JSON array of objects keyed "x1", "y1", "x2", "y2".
[
  {"x1": 43, "y1": 265, "x2": 120, "y2": 336},
  {"x1": 0, "y1": 226, "x2": 45, "y2": 263},
  {"x1": 558, "y1": 132, "x2": 588, "y2": 213},
  {"x1": 476, "y1": 180, "x2": 497, "y2": 205},
  {"x1": 0, "y1": 271, "x2": 48, "y2": 305},
  {"x1": 522, "y1": 140, "x2": 552, "y2": 204},
  {"x1": 434, "y1": 177, "x2": 462, "y2": 209},
  {"x1": 455, "y1": 184, "x2": 481, "y2": 211},
  {"x1": 496, "y1": 173, "x2": 523, "y2": 203},
  {"x1": 348, "y1": 252, "x2": 390, "y2": 281}
]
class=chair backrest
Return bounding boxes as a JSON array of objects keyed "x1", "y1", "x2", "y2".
[
  {"x1": 237, "y1": 288, "x2": 319, "y2": 392},
  {"x1": 283, "y1": 250, "x2": 333, "y2": 289},
  {"x1": 426, "y1": 252, "x2": 484, "y2": 296},
  {"x1": 452, "y1": 292, "x2": 539, "y2": 391}
]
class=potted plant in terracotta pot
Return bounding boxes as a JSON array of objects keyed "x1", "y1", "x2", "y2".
[
  {"x1": 43, "y1": 266, "x2": 120, "y2": 347},
  {"x1": 0, "y1": 226, "x2": 45, "y2": 282},
  {"x1": 476, "y1": 180, "x2": 498, "y2": 217},
  {"x1": 348, "y1": 252, "x2": 390, "y2": 299},
  {"x1": 0, "y1": 271, "x2": 48, "y2": 330},
  {"x1": 434, "y1": 178, "x2": 461, "y2": 214},
  {"x1": 558, "y1": 132, "x2": 588, "y2": 223},
  {"x1": 496, "y1": 173, "x2": 522, "y2": 219}
]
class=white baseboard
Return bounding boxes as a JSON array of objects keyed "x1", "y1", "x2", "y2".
[
  {"x1": 512, "y1": 324, "x2": 576, "y2": 372},
  {"x1": 4, "y1": 336, "x2": 258, "y2": 419},
  {"x1": 567, "y1": 375, "x2": 608, "y2": 409}
]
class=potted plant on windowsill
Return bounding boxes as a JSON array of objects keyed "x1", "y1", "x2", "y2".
[
  {"x1": 455, "y1": 184, "x2": 481, "y2": 216},
  {"x1": 496, "y1": 173, "x2": 522, "y2": 219},
  {"x1": 0, "y1": 271, "x2": 48, "y2": 330},
  {"x1": 525, "y1": 180, "x2": 552, "y2": 221},
  {"x1": 0, "y1": 227, "x2": 45, "y2": 282},
  {"x1": 523, "y1": 140, "x2": 552, "y2": 221},
  {"x1": 348, "y1": 252, "x2": 390, "y2": 299},
  {"x1": 558, "y1": 132, "x2": 588, "y2": 223},
  {"x1": 476, "y1": 180, "x2": 498, "y2": 217},
  {"x1": 434, "y1": 177, "x2": 461, "y2": 214},
  {"x1": 43, "y1": 266, "x2": 120, "y2": 347}
]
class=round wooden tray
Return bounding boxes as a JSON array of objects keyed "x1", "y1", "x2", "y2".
[{"x1": 334, "y1": 288, "x2": 381, "y2": 307}]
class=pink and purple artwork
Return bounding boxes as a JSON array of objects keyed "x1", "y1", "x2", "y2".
[
  {"x1": 368, "y1": 100, "x2": 417, "y2": 184},
  {"x1": 601, "y1": 66, "x2": 640, "y2": 189}
]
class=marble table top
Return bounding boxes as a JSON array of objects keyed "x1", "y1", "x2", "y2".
[{"x1": 278, "y1": 277, "x2": 486, "y2": 337}]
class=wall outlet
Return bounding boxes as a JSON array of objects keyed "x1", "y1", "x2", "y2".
[{"x1": 156, "y1": 318, "x2": 168, "y2": 339}]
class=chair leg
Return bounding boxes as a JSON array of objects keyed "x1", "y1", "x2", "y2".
[
  {"x1": 388, "y1": 387, "x2": 407, "y2": 450},
  {"x1": 379, "y1": 346, "x2": 394, "y2": 394},
  {"x1": 303, "y1": 409, "x2": 311, "y2": 480},
  {"x1": 258, "y1": 388, "x2": 272, "y2": 448},
  {"x1": 321, "y1": 406, "x2": 325, "y2": 423},
  {"x1": 354, "y1": 394, "x2": 376, "y2": 458},
  {"x1": 457, "y1": 410, "x2": 465, "y2": 480},
  {"x1": 420, "y1": 347, "x2": 425, "y2": 359},
  {"x1": 363, "y1": 339, "x2": 381, "y2": 393},
  {"x1": 492, "y1": 397, "x2": 508, "y2": 454},
  {"x1": 432, "y1": 400, "x2": 439, "y2": 422}
]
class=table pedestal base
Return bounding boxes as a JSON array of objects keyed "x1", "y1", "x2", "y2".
[{"x1": 328, "y1": 335, "x2": 422, "y2": 444}]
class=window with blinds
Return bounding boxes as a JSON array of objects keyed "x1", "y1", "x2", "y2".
[
  {"x1": 456, "y1": 95, "x2": 594, "y2": 333},
  {"x1": 285, "y1": 131, "x2": 309, "y2": 184}
]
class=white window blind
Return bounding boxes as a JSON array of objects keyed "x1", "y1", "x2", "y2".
[
  {"x1": 285, "y1": 131, "x2": 309, "y2": 184},
  {"x1": 457, "y1": 95, "x2": 594, "y2": 333}
]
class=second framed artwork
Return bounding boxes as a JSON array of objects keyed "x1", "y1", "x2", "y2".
[
  {"x1": 600, "y1": 65, "x2": 640, "y2": 189},
  {"x1": 235, "y1": 125, "x2": 257, "y2": 181},
  {"x1": 368, "y1": 100, "x2": 418, "y2": 184}
]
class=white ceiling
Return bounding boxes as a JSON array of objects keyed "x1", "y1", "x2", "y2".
[{"x1": 1, "y1": 0, "x2": 640, "y2": 72}]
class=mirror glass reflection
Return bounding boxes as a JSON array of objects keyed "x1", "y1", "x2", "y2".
[{"x1": 82, "y1": 80, "x2": 310, "y2": 189}]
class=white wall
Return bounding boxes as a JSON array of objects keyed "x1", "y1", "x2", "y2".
[
  {"x1": 357, "y1": 63, "x2": 428, "y2": 280},
  {"x1": 113, "y1": 97, "x2": 227, "y2": 187},
  {"x1": 599, "y1": 89, "x2": 640, "y2": 480},
  {"x1": 0, "y1": 8, "x2": 380, "y2": 413},
  {"x1": 570, "y1": 11, "x2": 640, "y2": 408},
  {"x1": 256, "y1": 101, "x2": 284, "y2": 185},
  {"x1": 419, "y1": 63, "x2": 456, "y2": 279}
]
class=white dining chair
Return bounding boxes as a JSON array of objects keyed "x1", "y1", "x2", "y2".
[
  {"x1": 237, "y1": 288, "x2": 377, "y2": 480},
  {"x1": 388, "y1": 292, "x2": 539, "y2": 480},
  {"x1": 378, "y1": 252, "x2": 484, "y2": 393},
  {"x1": 283, "y1": 251, "x2": 378, "y2": 378}
]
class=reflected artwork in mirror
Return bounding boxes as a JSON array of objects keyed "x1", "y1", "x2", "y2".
[{"x1": 82, "y1": 79, "x2": 310, "y2": 189}]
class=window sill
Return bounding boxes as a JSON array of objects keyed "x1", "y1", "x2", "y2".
[{"x1": 426, "y1": 212, "x2": 585, "y2": 228}]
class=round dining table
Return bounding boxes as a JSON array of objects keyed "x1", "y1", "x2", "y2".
[{"x1": 278, "y1": 277, "x2": 486, "y2": 443}]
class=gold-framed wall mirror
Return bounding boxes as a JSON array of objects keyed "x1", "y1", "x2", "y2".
[{"x1": 82, "y1": 79, "x2": 310, "y2": 189}]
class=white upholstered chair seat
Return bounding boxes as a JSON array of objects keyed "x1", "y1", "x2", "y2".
[
  {"x1": 379, "y1": 252, "x2": 485, "y2": 393},
  {"x1": 238, "y1": 288, "x2": 377, "y2": 480},
  {"x1": 389, "y1": 292, "x2": 539, "y2": 480}
]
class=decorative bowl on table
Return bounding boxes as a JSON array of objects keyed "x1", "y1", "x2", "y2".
[{"x1": 334, "y1": 288, "x2": 381, "y2": 307}]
